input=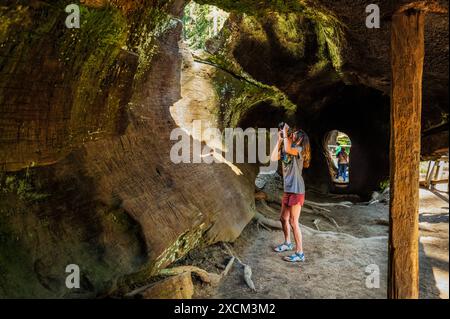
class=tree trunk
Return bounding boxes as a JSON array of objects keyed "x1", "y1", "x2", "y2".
[{"x1": 388, "y1": 9, "x2": 424, "y2": 299}]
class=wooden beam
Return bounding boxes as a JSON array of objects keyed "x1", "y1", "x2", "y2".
[
  {"x1": 432, "y1": 160, "x2": 443, "y2": 190},
  {"x1": 430, "y1": 179, "x2": 449, "y2": 185},
  {"x1": 388, "y1": 9, "x2": 425, "y2": 299},
  {"x1": 425, "y1": 160, "x2": 436, "y2": 188}
]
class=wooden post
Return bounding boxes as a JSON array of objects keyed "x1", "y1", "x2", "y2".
[{"x1": 389, "y1": 9, "x2": 424, "y2": 299}]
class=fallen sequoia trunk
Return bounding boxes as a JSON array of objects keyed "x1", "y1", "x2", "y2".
[{"x1": 0, "y1": 1, "x2": 258, "y2": 298}]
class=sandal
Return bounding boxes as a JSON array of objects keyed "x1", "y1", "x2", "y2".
[
  {"x1": 283, "y1": 252, "x2": 305, "y2": 262},
  {"x1": 274, "y1": 242, "x2": 294, "y2": 253}
]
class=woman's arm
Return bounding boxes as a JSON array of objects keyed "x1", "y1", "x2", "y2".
[{"x1": 283, "y1": 125, "x2": 299, "y2": 157}]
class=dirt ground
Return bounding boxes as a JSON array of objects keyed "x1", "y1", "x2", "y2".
[
  {"x1": 418, "y1": 187, "x2": 449, "y2": 299},
  {"x1": 176, "y1": 175, "x2": 448, "y2": 299}
]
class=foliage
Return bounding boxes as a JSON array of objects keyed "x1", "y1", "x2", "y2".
[
  {"x1": 337, "y1": 133, "x2": 351, "y2": 146},
  {"x1": 379, "y1": 180, "x2": 390, "y2": 192},
  {"x1": 182, "y1": 1, "x2": 229, "y2": 50}
]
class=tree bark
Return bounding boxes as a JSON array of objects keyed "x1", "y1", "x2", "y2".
[{"x1": 388, "y1": 9, "x2": 425, "y2": 299}]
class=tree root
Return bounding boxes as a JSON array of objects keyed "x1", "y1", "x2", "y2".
[
  {"x1": 257, "y1": 220, "x2": 272, "y2": 231},
  {"x1": 257, "y1": 199, "x2": 339, "y2": 230},
  {"x1": 125, "y1": 264, "x2": 227, "y2": 298},
  {"x1": 257, "y1": 199, "x2": 280, "y2": 217},
  {"x1": 305, "y1": 199, "x2": 353, "y2": 208},
  {"x1": 310, "y1": 209, "x2": 340, "y2": 230},
  {"x1": 255, "y1": 212, "x2": 282, "y2": 229},
  {"x1": 222, "y1": 243, "x2": 256, "y2": 292},
  {"x1": 305, "y1": 203, "x2": 331, "y2": 213},
  {"x1": 222, "y1": 256, "x2": 236, "y2": 278},
  {"x1": 158, "y1": 266, "x2": 222, "y2": 286},
  {"x1": 254, "y1": 212, "x2": 365, "y2": 242},
  {"x1": 313, "y1": 219, "x2": 321, "y2": 231}
]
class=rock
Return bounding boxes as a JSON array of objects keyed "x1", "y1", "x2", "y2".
[
  {"x1": 141, "y1": 272, "x2": 194, "y2": 299},
  {"x1": 255, "y1": 176, "x2": 267, "y2": 190}
]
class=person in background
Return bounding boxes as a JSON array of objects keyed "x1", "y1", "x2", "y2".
[
  {"x1": 337, "y1": 148, "x2": 349, "y2": 182},
  {"x1": 334, "y1": 142, "x2": 342, "y2": 179},
  {"x1": 335, "y1": 142, "x2": 342, "y2": 157}
]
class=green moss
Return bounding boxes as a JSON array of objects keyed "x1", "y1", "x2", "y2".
[
  {"x1": 239, "y1": 14, "x2": 268, "y2": 42},
  {"x1": 0, "y1": 1, "x2": 176, "y2": 166},
  {"x1": 56, "y1": 5, "x2": 129, "y2": 140},
  {"x1": 196, "y1": 0, "x2": 346, "y2": 72},
  {"x1": 0, "y1": 5, "x2": 32, "y2": 42},
  {"x1": 0, "y1": 166, "x2": 147, "y2": 298},
  {"x1": 1, "y1": 172, "x2": 50, "y2": 202},
  {"x1": 207, "y1": 54, "x2": 297, "y2": 128},
  {"x1": 114, "y1": 222, "x2": 208, "y2": 295},
  {"x1": 125, "y1": 6, "x2": 172, "y2": 80},
  {"x1": 192, "y1": 1, "x2": 345, "y2": 128},
  {"x1": 196, "y1": 18, "x2": 298, "y2": 129},
  {"x1": 315, "y1": 21, "x2": 344, "y2": 72}
]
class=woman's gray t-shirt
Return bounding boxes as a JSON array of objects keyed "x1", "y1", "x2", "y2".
[{"x1": 281, "y1": 146, "x2": 305, "y2": 194}]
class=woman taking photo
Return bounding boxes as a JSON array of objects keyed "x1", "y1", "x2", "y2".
[{"x1": 270, "y1": 123, "x2": 311, "y2": 262}]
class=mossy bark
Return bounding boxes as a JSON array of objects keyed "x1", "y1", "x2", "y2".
[{"x1": 0, "y1": 1, "x2": 172, "y2": 171}]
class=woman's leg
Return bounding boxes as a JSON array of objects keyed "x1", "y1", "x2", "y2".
[
  {"x1": 280, "y1": 201, "x2": 291, "y2": 244},
  {"x1": 289, "y1": 203, "x2": 303, "y2": 253}
]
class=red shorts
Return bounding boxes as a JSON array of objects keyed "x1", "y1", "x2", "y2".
[{"x1": 282, "y1": 193, "x2": 305, "y2": 207}]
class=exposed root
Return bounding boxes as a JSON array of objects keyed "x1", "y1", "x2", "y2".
[
  {"x1": 254, "y1": 212, "x2": 366, "y2": 240},
  {"x1": 258, "y1": 199, "x2": 317, "y2": 216},
  {"x1": 255, "y1": 212, "x2": 282, "y2": 229},
  {"x1": 223, "y1": 243, "x2": 257, "y2": 292},
  {"x1": 257, "y1": 199, "x2": 280, "y2": 217},
  {"x1": 310, "y1": 209, "x2": 340, "y2": 230},
  {"x1": 222, "y1": 257, "x2": 236, "y2": 278},
  {"x1": 305, "y1": 203, "x2": 331, "y2": 213},
  {"x1": 125, "y1": 265, "x2": 223, "y2": 298},
  {"x1": 313, "y1": 219, "x2": 321, "y2": 231},
  {"x1": 243, "y1": 265, "x2": 256, "y2": 291},
  {"x1": 158, "y1": 266, "x2": 221, "y2": 286},
  {"x1": 257, "y1": 199, "x2": 339, "y2": 230},
  {"x1": 305, "y1": 200, "x2": 353, "y2": 208},
  {"x1": 257, "y1": 220, "x2": 272, "y2": 232}
]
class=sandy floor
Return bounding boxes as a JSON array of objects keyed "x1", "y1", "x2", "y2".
[
  {"x1": 418, "y1": 187, "x2": 449, "y2": 299},
  {"x1": 177, "y1": 178, "x2": 448, "y2": 299}
]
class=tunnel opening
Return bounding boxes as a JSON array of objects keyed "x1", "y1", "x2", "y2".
[
  {"x1": 324, "y1": 130, "x2": 352, "y2": 187},
  {"x1": 298, "y1": 84, "x2": 391, "y2": 198}
]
